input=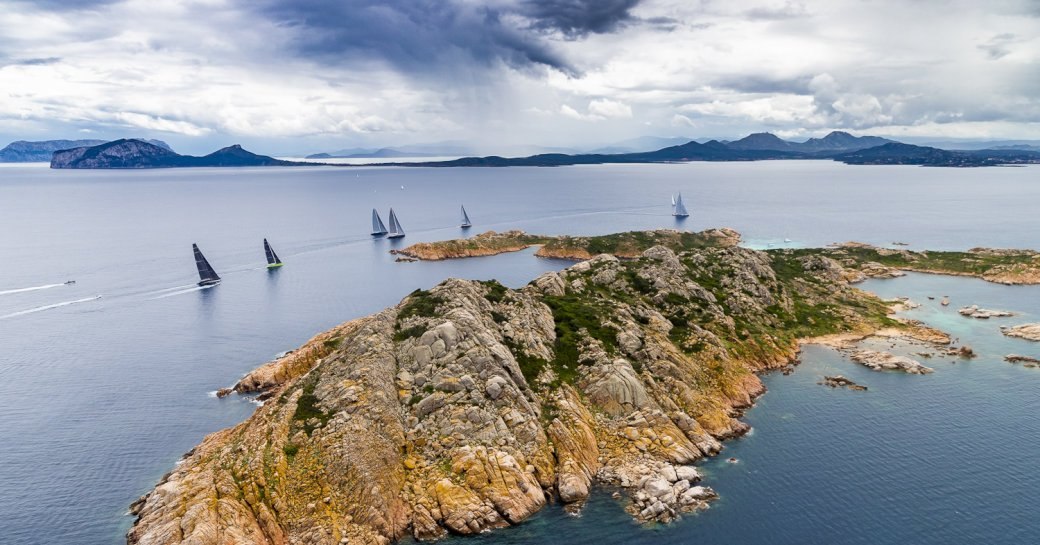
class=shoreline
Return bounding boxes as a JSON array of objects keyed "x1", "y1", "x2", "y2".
[{"x1": 127, "y1": 230, "x2": 1008, "y2": 545}]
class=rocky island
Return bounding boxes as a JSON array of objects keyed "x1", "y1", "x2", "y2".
[
  {"x1": 128, "y1": 229, "x2": 969, "y2": 545},
  {"x1": 50, "y1": 139, "x2": 308, "y2": 169}
]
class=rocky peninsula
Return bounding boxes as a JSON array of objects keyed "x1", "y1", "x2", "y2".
[
  {"x1": 394, "y1": 228, "x2": 742, "y2": 261},
  {"x1": 128, "y1": 230, "x2": 937, "y2": 545}
]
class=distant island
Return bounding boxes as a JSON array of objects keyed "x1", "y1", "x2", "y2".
[
  {"x1": 391, "y1": 132, "x2": 1040, "y2": 168},
  {"x1": 26, "y1": 131, "x2": 1040, "y2": 169},
  {"x1": 50, "y1": 139, "x2": 307, "y2": 169},
  {"x1": 0, "y1": 138, "x2": 171, "y2": 162}
]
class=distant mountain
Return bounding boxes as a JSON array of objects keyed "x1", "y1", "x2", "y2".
[
  {"x1": 725, "y1": 131, "x2": 895, "y2": 154},
  {"x1": 0, "y1": 138, "x2": 172, "y2": 162},
  {"x1": 51, "y1": 140, "x2": 305, "y2": 169},
  {"x1": 916, "y1": 139, "x2": 1040, "y2": 151},
  {"x1": 306, "y1": 147, "x2": 437, "y2": 159},
  {"x1": 833, "y1": 142, "x2": 1040, "y2": 166},
  {"x1": 587, "y1": 136, "x2": 696, "y2": 154}
]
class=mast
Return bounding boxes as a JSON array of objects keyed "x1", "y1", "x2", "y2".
[
  {"x1": 371, "y1": 209, "x2": 388, "y2": 236},
  {"x1": 461, "y1": 205, "x2": 471, "y2": 228},
  {"x1": 193, "y1": 244, "x2": 221, "y2": 285},
  {"x1": 264, "y1": 238, "x2": 282, "y2": 267},
  {"x1": 673, "y1": 192, "x2": 689, "y2": 217}
]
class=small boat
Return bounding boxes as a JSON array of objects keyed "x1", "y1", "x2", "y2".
[
  {"x1": 673, "y1": 192, "x2": 689, "y2": 217},
  {"x1": 460, "y1": 205, "x2": 472, "y2": 229},
  {"x1": 386, "y1": 208, "x2": 405, "y2": 239},
  {"x1": 264, "y1": 238, "x2": 284, "y2": 269},
  {"x1": 64, "y1": 280, "x2": 76, "y2": 285},
  {"x1": 371, "y1": 208, "x2": 388, "y2": 236},
  {"x1": 193, "y1": 244, "x2": 221, "y2": 286}
]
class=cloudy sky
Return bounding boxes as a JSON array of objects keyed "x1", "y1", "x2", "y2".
[{"x1": 0, "y1": 0, "x2": 1038, "y2": 154}]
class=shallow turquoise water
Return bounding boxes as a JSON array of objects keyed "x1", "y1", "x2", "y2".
[
  {"x1": 1, "y1": 162, "x2": 1038, "y2": 544},
  {"x1": 435, "y1": 272, "x2": 1040, "y2": 544}
]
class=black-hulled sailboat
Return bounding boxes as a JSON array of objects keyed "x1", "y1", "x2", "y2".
[
  {"x1": 371, "y1": 209, "x2": 388, "y2": 236},
  {"x1": 264, "y1": 238, "x2": 283, "y2": 269},
  {"x1": 386, "y1": 208, "x2": 405, "y2": 239},
  {"x1": 460, "y1": 205, "x2": 472, "y2": 229},
  {"x1": 672, "y1": 192, "x2": 689, "y2": 218},
  {"x1": 193, "y1": 244, "x2": 221, "y2": 286}
]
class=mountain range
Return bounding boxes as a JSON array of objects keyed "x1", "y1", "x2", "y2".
[
  {"x1": 0, "y1": 138, "x2": 171, "y2": 162},
  {"x1": 37, "y1": 131, "x2": 1040, "y2": 169},
  {"x1": 50, "y1": 139, "x2": 304, "y2": 169}
]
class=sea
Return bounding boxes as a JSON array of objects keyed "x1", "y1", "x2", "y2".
[{"x1": 0, "y1": 160, "x2": 1038, "y2": 544}]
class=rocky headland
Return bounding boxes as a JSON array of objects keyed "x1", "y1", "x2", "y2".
[
  {"x1": 394, "y1": 228, "x2": 742, "y2": 262},
  {"x1": 128, "y1": 231, "x2": 927, "y2": 545}
]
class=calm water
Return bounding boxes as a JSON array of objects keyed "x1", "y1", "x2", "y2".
[{"x1": 0, "y1": 161, "x2": 1038, "y2": 544}]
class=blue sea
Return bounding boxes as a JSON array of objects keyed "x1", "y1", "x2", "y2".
[{"x1": 1, "y1": 160, "x2": 1038, "y2": 544}]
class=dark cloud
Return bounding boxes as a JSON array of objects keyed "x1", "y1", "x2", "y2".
[
  {"x1": 977, "y1": 33, "x2": 1018, "y2": 59},
  {"x1": 13, "y1": 57, "x2": 62, "y2": 66},
  {"x1": 248, "y1": 0, "x2": 642, "y2": 76},
  {"x1": 521, "y1": 0, "x2": 640, "y2": 37},
  {"x1": 714, "y1": 74, "x2": 813, "y2": 95}
]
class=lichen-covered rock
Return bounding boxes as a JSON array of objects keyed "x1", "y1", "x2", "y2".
[{"x1": 129, "y1": 235, "x2": 906, "y2": 545}]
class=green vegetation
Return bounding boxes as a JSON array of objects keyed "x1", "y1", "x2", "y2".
[
  {"x1": 480, "y1": 280, "x2": 509, "y2": 303},
  {"x1": 292, "y1": 374, "x2": 332, "y2": 436},
  {"x1": 394, "y1": 324, "x2": 427, "y2": 342},
  {"x1": 775, "y1": 246, "x2": 1039, "y2": 278},
  {"x1": 398, "y1": 289, "x2": 443, "y2": 322},
  {"x1": 543, "y1": 229, "x2": 738, "y2": 257},
  {"x1": 322, "y1": 336, "x2": 344, "y2": 350},
  {"x1": 543, "y1": 292, "x2": 619, "y2": 385}
]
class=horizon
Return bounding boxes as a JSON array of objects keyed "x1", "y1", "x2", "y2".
[{"x1": 1, "y1": 1, "x2": 1038, "y2": 155}]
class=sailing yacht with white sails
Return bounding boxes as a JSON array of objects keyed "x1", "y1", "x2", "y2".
[
  {"x1": 386, "y1": 208, "x2": 405, "y2": 239},
  {"x1": 672, "y1": 192, "x2": 689, "y2": 218},
  {"x1": 371, "y1": 209, "x2": 388, "y2": 236},
  {"x1": 460, "y1": 205, "x2": 472, "y2": 229}
]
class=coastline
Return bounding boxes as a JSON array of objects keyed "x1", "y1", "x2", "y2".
[{"x1": 126, "y1": 228, "x2": 988, "y2": 545}]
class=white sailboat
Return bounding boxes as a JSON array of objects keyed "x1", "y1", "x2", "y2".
[
  {"x1": 386, "y1": 208, "x2": 405, "y2": 239},
  {"x1": 371, "y1": 209, "x2": 388, "y2": 236},
  {"x1": 672, "y1": 192, "x2": 689, "y2": 217},
  {"x1": 460, "y1": 205, "x2": 472, "y2": 229}
]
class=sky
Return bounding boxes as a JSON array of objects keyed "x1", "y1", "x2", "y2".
[{"x1": 0, "y1": 0, "x2": 1038, "y2": 155}]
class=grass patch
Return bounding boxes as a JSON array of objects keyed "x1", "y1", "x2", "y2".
[
  {"x1": 398, "y1": 289, "x2": 443, "y2": 322},
  {"x1": 292, "y1": 375, "x2": 331, "y2": 436}
]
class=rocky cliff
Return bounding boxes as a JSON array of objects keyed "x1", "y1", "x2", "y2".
[
  {"x1": 0, "y1": 138, "x2": 172, "y2": 162},
  {"x1": 128, "y1": 240, "x2": 905, "y2": 545}
]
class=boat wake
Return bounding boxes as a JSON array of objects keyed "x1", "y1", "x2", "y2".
[
  {"x1": 149, "y1": 284, "x2": 216, "y2": 299},
  {"x1": 0, "y1": 295, "x2": 102, "y2": 319},
  {"x1": 0, "y1": 283, "x2": 67, "y2": 296},
  {"x1": 138, "y1": 284, "x2": 198, "y2": 297}
]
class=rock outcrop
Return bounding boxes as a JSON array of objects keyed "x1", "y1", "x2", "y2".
[
  {"x1": 848, "y1": 349, "x2": 934, "y2": 374},
  {"x1": 128, "y1": 240, "x2": 909, "y2": 545},
  {"x1": 958, "y1": 305, "x2": 1014, "y2": 319},
  {"x1": 820, "y1": 375, "x2": 868, "y2": 390},
  {"x1": 1001, "y1": 323, "x2": 1040, "y2": 342}
]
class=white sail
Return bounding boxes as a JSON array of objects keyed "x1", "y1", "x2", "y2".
[
  {"x1": 460, "y1": 205, "x2": 471, "y2": 227},
  {"x1": 371, "y1": 209, "x2": 388, "y2": 235},
  {"x1": 387, "y1": 208, "x2": 405, "y2": 238},
  {"x1": 673, "y1": 192, "x2": 689, "y2": 217}
]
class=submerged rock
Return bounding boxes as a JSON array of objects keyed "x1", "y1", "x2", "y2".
[{"x1": 820, "y1": 375, "x2": 868, "y2": 391}]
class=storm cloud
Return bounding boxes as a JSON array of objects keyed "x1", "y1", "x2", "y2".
[{"x1": 0, "y1": 0, "x2": 1038, "y2": 153}]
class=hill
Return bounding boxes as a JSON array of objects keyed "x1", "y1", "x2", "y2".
[
  {"x1": 50, "y1": 140, "x2": 307, "y2": 169},
  {"x1": 0, "y1": 138, "x2": 171, "y2": 162}
]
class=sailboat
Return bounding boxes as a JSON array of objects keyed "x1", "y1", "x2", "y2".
[
  {"x1": 193, "y1": 244, "x2": 221, "y2": 286},
  {"x1": 371, "y1": 209, "x2": 388, "y2": 236},
  {"x1": 460, "y1": 205, "x2": 472, "y2": 229},
  {"x1": 386, "y1": 208, "x2": 405, "y2": 239},
  {"x1": 264, "y1": 238, "x2": 283, "y2": 269},
  {"x1": 672, "y1": 192, "x2": 689, "y2": 218}
]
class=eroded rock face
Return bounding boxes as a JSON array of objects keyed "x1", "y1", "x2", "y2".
[{"x1": 129, "y1": 242, "x2": 899, "y2": 544}]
